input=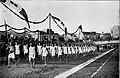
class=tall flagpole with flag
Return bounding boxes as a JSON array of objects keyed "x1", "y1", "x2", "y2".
[{"x1": 79, "y1": 25, "x2": 84, "y2": 42}]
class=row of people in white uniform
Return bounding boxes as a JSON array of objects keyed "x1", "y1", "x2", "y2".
[
  {"x1": 8, "y1": 42, "x2": 97, "y2": 68},
  {"x1": 13, "y1": 43, "x2": 97, "y2": 60},
  {"x1": 37, "y1": 43, "x2": 97, "y2": 58},
  {"x1": 8, "y1": 42, "x2": 35, "y2": 68}
]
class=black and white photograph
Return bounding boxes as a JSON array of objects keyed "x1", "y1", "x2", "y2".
[{"x1": 0, "y1": 0, "x2": 119, "y2": 78}]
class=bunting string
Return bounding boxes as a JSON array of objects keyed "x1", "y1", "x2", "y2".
[
  {"x1": 13, "y1": 31, "x2": 25, "y2": 34},
  {"x1": 71, "y1": 27, "x2": 79, "y2": 35},
  {"x1": 52, "y1": 16, "x2": 80, "y2": 35},
  {"x1": 25, "y1": 28, "x2": 38, "y2": 33},
  {"x1": 9, "y1": 29, "x2": 25, "y2": 34},
  {"x1": 0, "y1": 24, "x2": 5, "y2": 27},
  {"x1": 0, "y1": 24, "x2": 39, "y2": 33},
  {"x1": 7, "y1": 24, "x2": 26, "y2": 30}
]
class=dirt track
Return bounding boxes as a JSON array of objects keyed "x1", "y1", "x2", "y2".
[{"x1": 0, "y1": 49, "x2": 118, "y2": 78}]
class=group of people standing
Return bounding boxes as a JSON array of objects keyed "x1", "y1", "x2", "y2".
[{"x1": 6, "y1": 41, "x2": 97, "y2": 68}]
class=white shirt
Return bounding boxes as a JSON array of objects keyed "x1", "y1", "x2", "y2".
[
  {"x1": 68, "y1": 46, "x2": 71, "y2": 54},
  {"x1": 75, "y1": 46, "x2": 78, "y2": 53},
  {"x1": 71, "y1": 46, "x2": 75, "y2": 54},
  {"x1": 15, "y1": 45, "x2": 20, "y2": 55},
  {"x1": 9, "y1": 46, "x2": 14, "y2": 52},
  {"x1": 37, "y1": 45, "x2": 42, "y2": 55},
  {"x1": 58, "y1": 46, "x2": 62, "y2": 55},
  {"x1": 24, "y1": 45, "x2": 28, "y2": 54},
  {"x1": 51, "y1": 46, "x2": 56, "y2": 56},
  {"x1": 42, "y1": 47, "x2": 48, "y2": 57},
  {"x1": 29, "y1": 46, "x2": 35, "y2": 58},
  {"x1": 63, "y1": 46, "x2": 67, "y2": 54},
  {"x1": 79, "y1": 46, "x2": 82, "y2": 53},
  {"x1": 54, "y1": 46, "x2": 58, "y2": 54}
]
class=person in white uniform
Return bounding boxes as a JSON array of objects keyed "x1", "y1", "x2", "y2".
[
  {"x1": 58, "y1": 44, "x2": 62, "y2": 61},
  {"x1": 24, "y1": 44, "x2": 28, "y2": 56},
  {"x1": 37, "y1": 43, "x2": 42, "y2": 56},
  {"x1": 51, "y1": 44, "x2": 56, "y2": 60},
  {"x1": 67, "y1": 44, "x2": 72, "y2": 60},
  {"x1": 74, "y1": 44, "x2": 78, "y2": 58},
  {"x1": 78, "y1": 45, "x2": 82, "y2": 54},
  {"x1": 46, "y1": 43, "x2": 50, "y2": 60},
  {"x1": 15, "y1": 42, "x2": 20, "y2": 66},
  {"x1": 37, "y1": 43, "x2": 42, "y2": 62},
  {"x1": 82, "y1": 45, "x2": 85, "y2": 56},
  {"x1": 63, "y1": 44, "x2": 68, "y2": 61},
  {"x1": 48, "y1": 43, "x2": 52, "y2": 60},
  {"x1": 54, "y1": 43, "x2": 58, "y2": 60},
  {"x1": 71, "y1": 45, "x2": 75, "y2": 59},
  {"x1": 23, "y1": 43, "x2": 28, "y2": 60},
  {"x1": 8, "y1": 42, "x2": 15, "y2": 68},
  {"x1": 41, "y1": 44, "x2": 48, "y2": 65},
  {"x1": 87, "y1": 45, "x2": 90, "y2": 54},
  {"x1": 29, "y1": 43, "x2": 35, "y2": 68}
]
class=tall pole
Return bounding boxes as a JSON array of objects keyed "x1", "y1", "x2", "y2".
[
  {"x1": 3, "y1": 9, "x2": 8, "y2": 44},
  {"x1": 24, "y1": 28, "x2": 26, "y2": 44},
  {"x1": 4, "y1": 20, "x2": 8, "y2": 44},
  {"x1": 49, "y1": 13, "x2": 51, "y2": 43}
]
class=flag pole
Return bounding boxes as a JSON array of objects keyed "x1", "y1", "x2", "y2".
[
  {"x1": 49, "y1": 13, "x2": 51, "y2": 44},
  {"x1": 4, "y1": 19, "x2": 8, "y2": 44},
  {"x1": 3, "y1": 8, "x2": 8, "y2": 44}
]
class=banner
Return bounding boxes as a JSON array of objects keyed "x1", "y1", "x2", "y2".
[{"x1": 1, "y1": 0, "x2": 30, "y2": 28}]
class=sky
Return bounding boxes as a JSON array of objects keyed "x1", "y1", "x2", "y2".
[{"x1": 0, "y1": 1, "x2": 119, "y2": 35}]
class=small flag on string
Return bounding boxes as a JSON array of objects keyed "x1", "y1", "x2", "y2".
[
  {"x1": 52, "y1": 16, "x2": 65, "y2": 26},
  {"x1": 0, "y1": 0, "x2": 30, "y2": 28}
]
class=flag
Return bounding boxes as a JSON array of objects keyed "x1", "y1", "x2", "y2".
[
  {"x1": 0, "y1": 0, "x2": 30, "y2": 28},
  {"x1": 79, "y1": 25, "x2": 82, "y2": 31},
  {"x1": 52, "y1": 16, "x2": 65, "y2": 26},
  {"x1": 79, "y1": 25, "x2": 84, "y2": 40},
  {"x1": 61, "y1": 22, "x2": 65, "y2": 26}
]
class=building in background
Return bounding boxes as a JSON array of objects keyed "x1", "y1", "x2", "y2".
[
  {"x1": 100, "y1": 32, "x2": 111, "y2": 41},
  {"x1": 82, "y1": 31, "x2": 100, "y2": 41},
  {"x1": 110, "y1": 25, "x2": 120, "y2": 39}
]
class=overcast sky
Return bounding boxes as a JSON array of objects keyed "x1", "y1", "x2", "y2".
[{"x1": 0, "y1": 1, "x2": 119, "y2": 35}]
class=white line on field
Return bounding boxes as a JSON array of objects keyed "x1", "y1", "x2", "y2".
[
  {"x1": 54, "y1": 48, "x2": 115, "y2": 78},
  {"x1": 90, "y1": 49, "x2": 117, "y2": 78}
]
